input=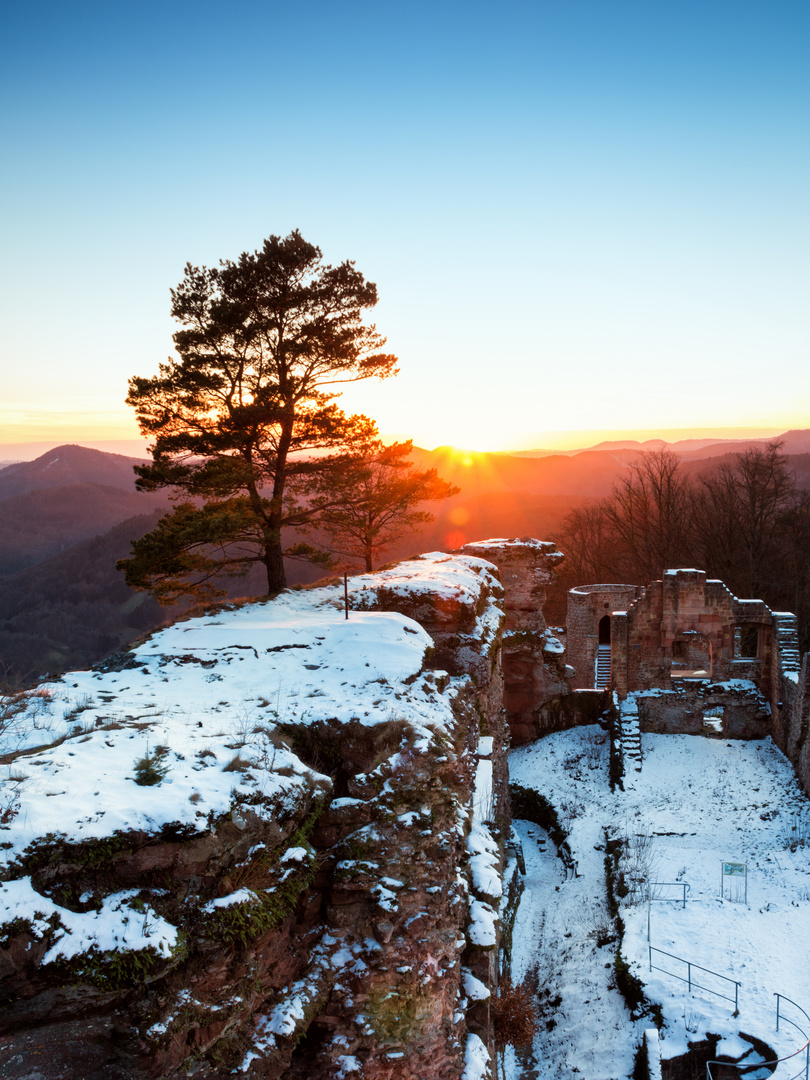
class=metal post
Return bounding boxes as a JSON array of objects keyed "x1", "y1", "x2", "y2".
[
  {"x1": 688, "y1": 962, "x2": 692, "y2": 993},
  {"x1": 776, "y1": 993, "x2": 781, "y2": 1032},
  {"x1": 649, "y1": 944, "x2": 652, "y2": 972},
  {"x1": 344, "y1": 573, "x2": 349, "y2": 620},
  {"x1": 647, "y1": 893, "x2": 651, "y2": 942},
  {"x1": 682, "y1": 883, "x2": 687, "y2": 909},
  {"x1": 734, "y1": 982, "x2": 739, "y2": 1016}
]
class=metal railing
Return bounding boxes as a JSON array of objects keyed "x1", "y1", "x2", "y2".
[
  {"x1": 706, "y1": 994, "x2": 810, "y2": 1080},
  {"x1": 648, "y1": 881, "x2": 690, "y2": 908},
  {"x1": 648, "y1": 945, "x2": 741, "y2": 1014}
]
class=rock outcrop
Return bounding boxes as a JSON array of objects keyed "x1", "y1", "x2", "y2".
[
  {"x1": 460, "y1": 539, "x2": 572, "y2": 744},
  {"x1": 0, "y1": 551, "x2": 508, "y2": 1080}
]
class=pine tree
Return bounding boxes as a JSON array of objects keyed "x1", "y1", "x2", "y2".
[{"x1": 118, "y1": 231, "x2": 397, "y2": 600}]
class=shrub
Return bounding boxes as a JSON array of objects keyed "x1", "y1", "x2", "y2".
[
  {"x1": 133, "y1": 747, "x2": 170, "y2": 786},
  {"x1": 492, "y1": 974, "x2": 538, "y2": 1048},
  {"x1": 632, "y1": 1035, "x2": 649, "y2": 1080}
]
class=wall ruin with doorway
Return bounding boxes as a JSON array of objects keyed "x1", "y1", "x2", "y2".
[
  {"x1": 595, "y1": 570, "x2": 775, "y2": 697},
  {"x1": 567, "y1": 584, "x2": 645, "y2": 690},
  {"x1": 567, "y1": 569, "x2": 810, "y2": 798}
]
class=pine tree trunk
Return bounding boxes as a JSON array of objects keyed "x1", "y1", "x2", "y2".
[{"x1": 264, "y1": 541, "x2": 287, "y2": 594}]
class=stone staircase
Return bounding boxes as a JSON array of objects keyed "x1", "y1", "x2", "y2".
[
  {"x1": 595, "y1": 644, "x2": 611, "y2": 688},
  {"x1": 774, "y1": 611, "x2": 801, "y2": 677},
  {"x1": 618, "y1": 699, "x2": 642, "y2": 772}
]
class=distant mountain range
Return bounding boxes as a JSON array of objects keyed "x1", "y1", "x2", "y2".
[
  {"x1": 1, "y1": 434, "x2": 808, "y2": 680},
  {"x1": 506, "y1": 428, "x2": 810, "y2": 458}
]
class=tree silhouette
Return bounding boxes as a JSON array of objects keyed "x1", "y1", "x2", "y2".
[
  {"x1": 306, "y1": 441, "x2": 458, "y2": 571},
  {"x1": 118, "y1": 231, "x2": 397, "y2": 600}
]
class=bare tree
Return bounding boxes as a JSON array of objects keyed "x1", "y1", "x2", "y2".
[
  {"x1": 603, "y1": 449, "x2": 694, "y2": 582},
  {"x1": 692, "y1": 442, "x2": 795, "y2": 598},
  {"x1": 305, "y1": 440, "x2": 458, "y2": 571},
  {"x1": 556, "y1": 501, "x2": 623, "y2": 584}
]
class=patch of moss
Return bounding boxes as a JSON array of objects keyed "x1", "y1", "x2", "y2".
[
  {"x1": 48, "y1": 933, "x2": 188, "y2": 992},
  {"x1": 364, "y1": 977, "x2": 434, "y2": 1042},
  {"x1": 2, "y1": 831, "x2": 140, "y2": 908},
  {"x1": 204, "y1": 807, "x2": 322, "y2": 948}
]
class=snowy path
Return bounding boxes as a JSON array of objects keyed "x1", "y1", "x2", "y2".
[{"x1": 504, "y1": 817, "x2": 640, "y2": 1080}]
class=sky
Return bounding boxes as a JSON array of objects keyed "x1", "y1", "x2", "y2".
[{"x1": 1, "y1": 0, "x2": 808, "y2": 455}]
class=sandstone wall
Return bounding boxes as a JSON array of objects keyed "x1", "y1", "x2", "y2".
[
  {"x1": 634, "y1": 683, "x2": 770, "y2": 739},
  {"x1": 610, "y1": 570, "x2": 776, "y2": 696},
  {"x1": 770, "y1": 612, "x2": 810, "y2": 798}
]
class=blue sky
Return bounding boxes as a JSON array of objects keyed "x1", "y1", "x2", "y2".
[{"x1": 1, "y1": 0, "x2": 808, "y2": 452}]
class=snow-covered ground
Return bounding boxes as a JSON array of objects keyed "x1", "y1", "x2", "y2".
[{"x1": 508, "y1": 726, "x2": 810, "y2": 1079}]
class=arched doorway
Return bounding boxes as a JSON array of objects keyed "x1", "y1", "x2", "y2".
[{"x1": 598, "y1": 615, "x2": 611, "y2": 644}]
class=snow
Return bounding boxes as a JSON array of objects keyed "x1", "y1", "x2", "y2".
[
  {"x1": 0, "y1": 563, "x2": 468, "y2": 857},
  {"x1": 280, "y1": 846, "x2": 309, "y2": 863},
  {"x1": 202, "y1": 889, "x2": 258, "y2": 912},
  {"x1": 542, "y1": 630, "x2": 565, "y2": 655},
  {"x1": 461, "y1": 1032, "x2": 491, "y2": 1080},
  {"x1": 473, "y1": 759, "x2": 494, "y2": 822},
  {"x1": 478, "y1": 736, "x2": 494, "y2": 757},
  {"x1": 645, "y1": 1028, "x2": 663, "y2": 1080},
  {"x1": 0, "y1": 877, "x2": 178, "y2": 963},
  {"x1": 463, "y1": 968, "x2": 491, "y2": 1001},
  {"x1": 467, "y1": 821, "x2": 502, "y2": 899},
  {"x1": 507, "y1": 726, "x2": 810, "y2": 1078},
  {"x1": 468, "y1": 898, "x2": 497, "y2": 946}
]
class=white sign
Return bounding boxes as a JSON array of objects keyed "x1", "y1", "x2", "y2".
[{"x1": 720, "y1": 861, "x2": 748, "y2": 903}]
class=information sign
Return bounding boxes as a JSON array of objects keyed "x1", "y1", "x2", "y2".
[{"x1": 720, "y1": 861, "x2": 747, "y2": 903}]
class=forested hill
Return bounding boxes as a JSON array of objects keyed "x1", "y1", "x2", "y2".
[
  {"x1": 1, "y1": 435, "x2": 808, "y2": 681},
  {"x1": 0, "y1": 443, "x2": 149, "y2": 499}
]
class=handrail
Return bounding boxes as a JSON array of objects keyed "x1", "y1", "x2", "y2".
[
  {"x1": 776, "y1": 993, "x2": 810, "y2": 1037},
  {"x1": 648, "y1": 881, "x2": 690, "y2": 908},
  {"x1": 649, "y1": 945, "x2": 740, "y2": 1013},
  {"x1": 705, "y1": 994, "x2": 810, "y2": 1080}
]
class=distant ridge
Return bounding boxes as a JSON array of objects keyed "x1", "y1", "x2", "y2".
[
  {"x1": 509, "y1": 429, "x2": 810, "y2": 459},
  {"x1": 0, "y1": 443, "x2": 148, "y2": 500}
]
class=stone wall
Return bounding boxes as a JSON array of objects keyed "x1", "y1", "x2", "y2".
[
  {"x1": 606, "y1": 570, "x2": 776, "y2": 697},
  {"x1": 566, "y1": 584, "x2": 644, "y2": 689},
  {"x1": 634, "y1": 683, "x2": 771, "y2": 739},
  {"x1": 770, "y1": 612, "x2": 810, "y2": 799}
]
